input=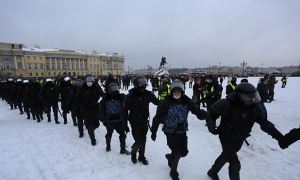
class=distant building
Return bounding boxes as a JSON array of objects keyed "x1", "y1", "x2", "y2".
[{"x1": 0, "y1": 42, "x2": 125, "y2": 78}]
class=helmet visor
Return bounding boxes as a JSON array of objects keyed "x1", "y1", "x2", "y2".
[{"x1": 238, "y1": 91, "x2": 261, "y2": 106}]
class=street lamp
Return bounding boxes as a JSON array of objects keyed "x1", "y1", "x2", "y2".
[{"x1": 241, "y1": 61, "x2": 247, "y2": 76}]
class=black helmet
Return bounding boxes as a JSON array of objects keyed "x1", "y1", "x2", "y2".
[
  {"x1": 133, "y1": 75, "x2": 147, "y2": 88},
  {"x1": 108, "y1": 83, "x2": 119, "y2": 93},
  {"x1": 236, "y1": 82, "x2": 261, "y2": 106}
]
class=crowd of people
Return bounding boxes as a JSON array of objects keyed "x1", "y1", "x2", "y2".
[{"x1": 0, "y1": 73, "x2": 299, "y2": 180}]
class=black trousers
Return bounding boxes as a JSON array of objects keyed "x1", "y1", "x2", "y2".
[
  {"x1": 61, "y1": 102, "x2": 69, "y2": 123},
  {"x1": 166, "y1": 133, "x2": 189, "y2": 174},
  {"x1": 105, "y1": 122, "x2": 126, "y2": 149},
  {"x1": 84, "y1": 110, "x2": 100, "y2": 143},
  {"x1": 210, "y1": 138, "x2": 244, "y2": 180},
  {"x1": 46, "y1": 103, "x2": 59, "y2": 122},
  {"x1": 131, "y1": 123, "x2": 148, "y2": 158}
]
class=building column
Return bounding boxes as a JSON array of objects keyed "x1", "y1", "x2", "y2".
[
  {"x1": 69, "y1": 58, "x2": 71, "y2": 69},
  {"x1": 60, "y1": 58, "x2": 63, "y2": 70},
  {"x1": 55, "y1": 58, "x2": 58, "y2": 70},
  {"x1": 74, "y1": 59, "x2": 77, "y2": 70},
  {"x1": 49, "y1": 57, "x2": 52, "y2": 70},
  {"x1": 22, "y1": 56, "x2": 25, "y2": 69},
  {"x1": 14, "y1": 56, "x2": 17, "y2": 70},
  {"x1": 82, "y1": 59, "x2": 85, "y2": 69}
]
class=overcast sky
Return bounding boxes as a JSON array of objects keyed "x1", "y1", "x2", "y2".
[{"x1": 1, "y1": 0, "x2": 300, "y2": 69}]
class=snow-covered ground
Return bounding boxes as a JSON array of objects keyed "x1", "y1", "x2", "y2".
[{"x1": 0, "y1": 77, "x2": 299, "y2": 180}]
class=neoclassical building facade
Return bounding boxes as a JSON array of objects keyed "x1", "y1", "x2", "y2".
[{"x1": 0, "y1": 42, "x2": 125, "y2": 78}]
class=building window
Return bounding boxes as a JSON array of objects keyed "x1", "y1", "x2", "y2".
[
  {"x1": 54, "y1": 72, "x2": 56, "y2": 76},
  {"x1": 29, "y1": 72, "x2": 32, "y2": 76},
  {"x1": 36, "y1": 72, "x2": 38, "y2": 76},
  {"x1": 17, "y1": 62, "x2": 22, "y2": 69},
  {"x1": 40, "y1": 57, "x2": 42, "y2": 60},
  {"x1": 33, "y1": 56, "x2": 36, "y2": 60},
  {"x1": 41, "y1": 72, "x2": 44, "y2": 76}
]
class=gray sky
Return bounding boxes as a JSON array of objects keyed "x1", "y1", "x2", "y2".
[{"x1": 1, "y1": 0, "x2": 300, "y2": 69}]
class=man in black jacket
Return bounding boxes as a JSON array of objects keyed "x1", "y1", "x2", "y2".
[
  {"x1": 69, "y1": 79, "x2": 84, "y2": 137},
  {"x1": 15, "y1": 79, "x2": 24, "y2": 114},
  {"x1": 100, "y1": 83, "x2": 130, "y2": 154},
  {"x1": 226, "y1": 77, "x2": 237, "y2": 95},
  {"x1": 257, "y1": 78, "x2": 270, "y2": 118},
  {"x1": 29, "y1": 79, "x2": 43, "y2": 122},
  {"x1": 59, "y1": 76, "x2": 73, "y2": 125},
  {"x1": 206, "y1": 82, "x2": 284, "y2": 180},
  {"x1": 77, "y1": 75, "x2": 104, "y2": 146},
  {"x1": 40, "y1": 78, "x2": 60, "y2": 124},
  {"x1": 204, "y1": 75, "x2": 223, "y2": 110},
  {"x1": 151, "y1": 80, "x2": 208, "y2": 180},
  {"x1": 124, "y1": 75, "x2": 159, "y2": 165}
]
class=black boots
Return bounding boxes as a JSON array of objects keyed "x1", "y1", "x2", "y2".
[
  {"x1": 120, "y1": 148, "x2": 130, "y2": 155},
  {"x1": 91, "y1": 139, "x2": 96, "y2": 146},
  {"x1": 131, "y1": 152, "x2": 137, "y2": 164},
  {"x1": 138, "y1": 156, "x2": 149, "y2": 165},
  {"x1": 207, "y1": 169, "x2": 220, "y2": 180},
  {"x1": 106, "y1": 144, "x2": 111, "y2": 152},
  {"x1": 169, "y1": 154, "x2": 180, "y2": 180}
]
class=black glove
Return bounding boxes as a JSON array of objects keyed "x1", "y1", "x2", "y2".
[
  {"x1": 151, "y1": 133, "x2": 157, "y2": 141},
  {"x1": 210, "y1": 128, "x2": 219, "y2": 135},
  {"x1": 124, "y1": 125, "x2": 130, "y2": 133},
  {"x1": 278, "y1": 137, "x2": 288, "y2": 149}
]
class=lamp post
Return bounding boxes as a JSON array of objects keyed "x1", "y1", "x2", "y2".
[{"x1": 241, "y1": 61, "x2": 247, "y2": 76}]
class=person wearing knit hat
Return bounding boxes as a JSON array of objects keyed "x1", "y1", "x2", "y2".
[{"x1": 151, "y1": 80, "x2": 208, "y2": 180}]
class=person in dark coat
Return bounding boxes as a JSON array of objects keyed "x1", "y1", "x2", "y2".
[
  {"x1": 151, "y1": 80, "x2": 208, "y2": 180},
  {"x1": 281, "y1": 75, "x2": 287, "y2": 88},
  {"x1": 59, "y1": 76, "x2": 73, "y2": 125},
  {"x1": 15, "y1": 79, "x2": 24, "y2": 114},
  {"x1": 77, "y1": 75, "x2": 104, "y2": 146},
  {"x1": 205, "y1": 82, "x2": 284, "y2": 180},
  {"x1": 268, "y1": 74, "x2": 277, "y2": 101},
  {"x1": 192, "y1": 77, "x2": 202, "y2": 108},
  {"x1": 124, "y1": 75, "x2": 159, "y2": 165},
  {"x1": 28, "y1": 79, "x2": 43, "y2": 122},
  {"x1": 257, "y1": 78, "x2": 270, "y2": 118},
  {"x1": 69, "y1": 79, "x2": 84, "y2": 137},
  {"x1": 226, "y1": 77, "x2": 237, "y2": 95},
  {"x1": 22, "y1": 80, "x2": 31, "y2": 119},
  {"x1": 100, "y1": 83, "x2": 130, "y2": 154},
  {"x1": 40, "y1": 78, "x2": 60, "y2": 124},
  {"x1": 204, "y1": 75, "x2": 223, "y2": 110},
  {"x1": 7, "y1": 78, "x2": 17, "y2": 110}
]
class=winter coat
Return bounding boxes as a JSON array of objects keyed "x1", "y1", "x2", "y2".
[
  {"x1": 124, "y1": 88, "x2": 159, "y2": 125},
  {"x1": 151, "y1": 95, "x2": 207, "y2": 134},
  {"x1": 257, "y1": 83, "x2": 269, "y2": 103},
  {"x1": 40, "y1": 82, "x2": 59, "y2": 105},
  {"x1": 28, "y1": 83, "x2": 43, "y2": 107},
  {"x1": 77, "y1": 83, "x2": 102, "y2": 127},
  {"x1": 208, "y1": 94, "x2": 282, "y2": 141},
  {"x1": 99, "y1": 93, "x2": 125, "y2": 123}
]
